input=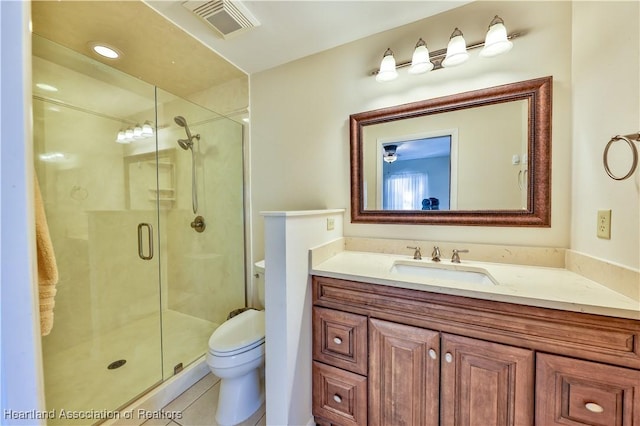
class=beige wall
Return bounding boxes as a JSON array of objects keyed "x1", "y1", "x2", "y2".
[
  {"x1": 251, "y1": 1, "x2": 574, "y2": 260},
  {"x1": 251, "y1": 1, "x2": 639, "y2": 271},
  {"x1": 571, "y1": 1, "x2": 639, "y2": 269}
]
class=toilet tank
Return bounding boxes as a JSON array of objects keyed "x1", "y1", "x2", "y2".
[{"x1": 254, "y1": 260, "x2": 265, "y2": 308}]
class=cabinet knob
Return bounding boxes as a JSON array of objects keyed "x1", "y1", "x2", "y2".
[
  {"x1": 428, "y1": 349, "x2": 437, "y2": 360},
  {"x1": 445, "y1": 352, "x2": 453, "y2": 363},
  {"x1": 333, "y1": 337, "x2": 342, "y2": 345},
  {"x1": 585, "y1": 402, "x2": 604, "y2": 413},
  {"x1": 333, "y1": 394, "x2": 342, "y2": 403}
]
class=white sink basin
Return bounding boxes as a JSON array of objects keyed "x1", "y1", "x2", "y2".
[{"x1": 390, "y1": 261, "x2": 497, "y2": 285}]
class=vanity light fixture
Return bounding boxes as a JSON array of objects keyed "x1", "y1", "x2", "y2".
[
  {"x1": 441, "y1": 28, "x2": 469, "y2": 68},
  {"x1": 371, "y1": 15, "x2": 519, "y2": 82},
  {"x1": 376, "y1": 48, "x2": 399, "y2": 82},
  {"x1": 408, "y1": 38, "x2": 434, "y2": 75},
  {"x1": 116, "y1": 122, "x2": 155, "y2": 144}
]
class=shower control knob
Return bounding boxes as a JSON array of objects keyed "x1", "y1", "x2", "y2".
[{"x1": 190, "y1": 215, "x2": 206, "y2": 233}]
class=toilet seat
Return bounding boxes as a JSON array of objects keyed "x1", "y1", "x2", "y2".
[
  {"x1": 208, "y1": 309, "x2": 265, "y2": 356},
  {"x1": 209, "y1": 337, "x2": 264, "y2": 357}
]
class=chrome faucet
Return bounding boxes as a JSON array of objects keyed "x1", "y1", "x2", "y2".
[
  {"x1": 451, "y1": 249, "x2": 469, "y2": 263},
  {"x1": 431, "y1": 246, "x2": 441, "y2": 262},
  {"x1": 407, "y1": 246, "x2": 422, "y2": 260}
]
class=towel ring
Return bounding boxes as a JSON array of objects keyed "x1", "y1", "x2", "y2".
[{"x1": 603, "y1": 133, "x2": 639, "y2": 181}]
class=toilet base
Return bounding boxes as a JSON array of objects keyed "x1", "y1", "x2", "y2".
[{"x1": 215, "y1": 368, "x2": 264, "y2": 426}]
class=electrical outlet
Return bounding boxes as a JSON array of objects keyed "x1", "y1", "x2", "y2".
[
  {"x1": 326, "y1": 217, "x2": 335, "y2": 231},
  {"x1": 597, "y1": 210, "x2": 611, "y2": 239}
]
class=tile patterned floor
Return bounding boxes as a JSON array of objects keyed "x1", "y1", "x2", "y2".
[{"x1": 141, "y1": 374, "x2": 265, "y2": 426}]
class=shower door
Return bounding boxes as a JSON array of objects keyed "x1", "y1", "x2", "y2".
[
  {"x1": 34, "y1": 34, "x2": 246, "y2": 423},
  {"x1": 34, "y1": 36, "x2": 164, "y2": 423}
]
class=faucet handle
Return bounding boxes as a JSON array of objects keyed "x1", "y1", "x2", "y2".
[
  {"x1": 431, "y1": 246, "x2": 441, "y2": 262},
  {"x1": 451, "y1": 249, "x2": 469, "y2": 263},
  {"x1": 407, "y1": 246, "x2": 422, "y2": 260}
]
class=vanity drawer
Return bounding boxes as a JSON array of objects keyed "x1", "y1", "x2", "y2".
[
  {"x1": 313, "y1": 307, "x2": 368, "y2": 375},
  {"x1": 313, "y1": 361, "x2": 367, "y2": 426},
  {"x1": 536, "y1": 353, "x2": 640, "y2": 425}
]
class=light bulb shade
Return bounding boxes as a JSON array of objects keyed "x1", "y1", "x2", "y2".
[
  {"x1": 480, "y1": 19, "x2": 513, "y2": 57},
  {"x1": 133, "y1": 125, "x2": 143, "y2": 139},
  {"x1": 442, "y1": 29, "x2": 469, "y2": 68},
  {"x1": 125, "y1": 129, "x2": 134, "y2": 141},
  {"x1": 142, "y1": 122, "x2": 154, "y2": 137},
  {"x1": 408, "y1": 40, "x2": 434, "y2": 75},
  {"x1": 116, "y1": 131, "x2": 128, "y2": 144},
  {"x1": 383, "y1": 153, "x2": 397, "y2": 163},
  {"x1": 376, "y1": 48, "x2": 398, "y2": 82}
]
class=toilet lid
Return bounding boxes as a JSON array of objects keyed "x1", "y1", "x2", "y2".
[{"x1": 208, "y1": 309, "x2": 265, "y2": 353}]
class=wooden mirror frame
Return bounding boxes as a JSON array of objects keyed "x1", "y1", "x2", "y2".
[{"x1": 350, "y1": 76, "x2": 552, "y2": 226}]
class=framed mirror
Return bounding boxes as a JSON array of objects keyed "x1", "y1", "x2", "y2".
[{"x1": 350, "y1": 76, "x2": 552, "y2": 226}]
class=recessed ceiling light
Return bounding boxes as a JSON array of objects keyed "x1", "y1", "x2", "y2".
[
  {"x1": 36, "y1": 83, "x2": 58, "y2": 92},
  {"x1": 89, "y1": 42, "x2": 121, "y2": 59}
]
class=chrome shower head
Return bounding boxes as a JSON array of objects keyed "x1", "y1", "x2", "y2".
[
  {"x1": 174, "y1": 115, "x2": 199, "y2": 150},
  {"x1": 177, "y1": 138, "x2": 192, "y2": 150},
  {"x1": 174, "y1": 115, "x2": 188, "y2": 127},
  {"x1": 174, "y1": 115, "x2": 194, "y2": 140}
]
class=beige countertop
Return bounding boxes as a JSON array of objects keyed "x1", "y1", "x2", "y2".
[{"x1": 310, "y1": 250, "x2": 640, "y2": 320}]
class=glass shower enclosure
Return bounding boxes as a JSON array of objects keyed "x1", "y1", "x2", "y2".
[{"x1": 33, "y1": 35, "x2": 246, "y2": 423}]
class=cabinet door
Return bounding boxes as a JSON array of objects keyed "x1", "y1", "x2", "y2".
[
  {"x1": 536, "y1": 353, "x2": 640, "y2": 426},
  {"x1": 369, "y1": 318, "x2": 440, "y2": 426},
  {"x1": 440, "y1": 333, "x2": 534, "y2": 426},
  {"x1": 313, "y1": 361, "x2": 367, "y2": 426}
]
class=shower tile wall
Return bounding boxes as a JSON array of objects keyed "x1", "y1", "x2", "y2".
[{"x1": 164, "y1": 108, "x2": 246, "y2": 326}]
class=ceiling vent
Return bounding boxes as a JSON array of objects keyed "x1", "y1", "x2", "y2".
[{"x1": 182, "y1": 0, "x2": 260, "y2": 39}]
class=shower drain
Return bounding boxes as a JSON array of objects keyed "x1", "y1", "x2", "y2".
[{"x1": 107, "y1": 359, "x2": 127, "y2": 370}]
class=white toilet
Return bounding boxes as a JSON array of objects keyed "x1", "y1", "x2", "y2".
[{"x1": 206, "y1": 260, "x2": 266, "y2": 426}]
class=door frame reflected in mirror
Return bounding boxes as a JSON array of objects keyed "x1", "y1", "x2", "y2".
[{"x1": 349, "y1": 76, "x2": 552, "y2": 226}]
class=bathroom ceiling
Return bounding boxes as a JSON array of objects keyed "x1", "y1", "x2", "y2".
[
  {"x1": 31, "y1": 1, "x2": 469, "y2": 99},
  {"x1": 146, "y1": 1, "x2": 471, "y2": 74}
]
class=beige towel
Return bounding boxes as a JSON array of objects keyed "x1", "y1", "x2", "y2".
[{"x1": 35, "y1": 174, "x2": 58, "y2": 336}]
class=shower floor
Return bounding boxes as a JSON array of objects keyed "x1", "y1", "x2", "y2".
[{"x1": 43, "y1": 309, "x2": 216, "y2": 426}]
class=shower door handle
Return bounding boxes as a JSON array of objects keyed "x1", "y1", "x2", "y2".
[{"x1": 137, "y1": 223, "x2": 154, "y2": 260}]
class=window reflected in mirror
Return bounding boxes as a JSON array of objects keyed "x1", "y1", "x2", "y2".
[{"x1": 378, "y1": 135, "x2": 454, "y2": 210}]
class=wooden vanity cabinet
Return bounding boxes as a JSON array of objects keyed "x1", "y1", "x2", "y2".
[{"x1": 311, "y1": 275, "x2": 640, "y2": 426}]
